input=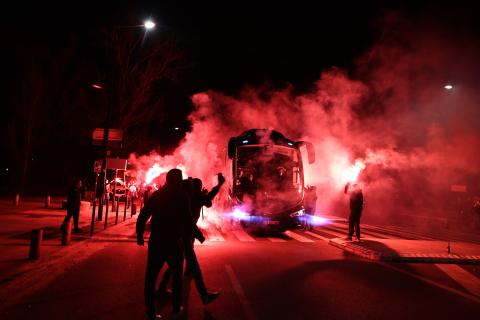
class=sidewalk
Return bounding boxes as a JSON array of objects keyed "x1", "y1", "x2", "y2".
[
  {"x1": 329, "y1": 237, "x2": 480, "y2": 264},
  {"x1": 0, "y1": 197, "x2": 138, "y2": 310},
  {"x1": 0, "y1": 197, "x2": 136, "y2": 286}
]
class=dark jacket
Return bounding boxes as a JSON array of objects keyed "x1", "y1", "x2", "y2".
[
  {"x1": 136, "y1": 186, "x2": 196, "y2": 245},
  {"x1": 66, "y1": 186, "x2": 82, "y2": 211},
  {"x1": 191, "y1": 185, "x2": 221, "y2": 223},
  {"x1": 349, "y1": 190, "x2": 364, "y2": 212}
]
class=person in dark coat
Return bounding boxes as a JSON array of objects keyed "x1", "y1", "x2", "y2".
[
  {"x1": 136, "y1": 168, "x2": 197, "y2": 320},
  {"x1": 61, "y1": 178, "x2": 84, "y2": 233},
  {"x1": 158, "y1": 173, "x2": 225, "y2": 305},
  {"x1": 345, "y1": 182, "x2": 364, "y2": 241}
]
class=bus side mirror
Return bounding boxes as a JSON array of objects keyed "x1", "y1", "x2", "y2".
[
  {"x1": 296, "y1": 141, "x2": 315, "y2": 164},
  {"x1": 228, "y1": 138, "x2": 236, "y2": 159}
]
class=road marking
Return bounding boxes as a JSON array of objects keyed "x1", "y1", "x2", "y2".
[
  {"x1": 267, "y1": 237, "x2": 287, "y2": 242},
  {"x1": 305, "y1": 231, "x2": 330, "y2": 242},
  {"x1": 284, "y1": 231, "x2": 314, "y2": 242},
  {"x1": 225, "y1": 265, "x2": 256, "y2": 320},
  {"x1": 317, "y1": 227, "x2": 345, "y2": 238},
  {"x1": 381, "y1": 263, "x2": 480, "y2": 304},
  {"x1": 435, "y1": 264, "x2": 480, "y2": 297},
  {"x1": 232, "y1": 230, "x2": 256, "y2": 242}
]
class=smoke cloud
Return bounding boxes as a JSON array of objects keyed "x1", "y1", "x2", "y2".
[{"x1": 129, "y1": 13, "x2": 480, "y2": 232}]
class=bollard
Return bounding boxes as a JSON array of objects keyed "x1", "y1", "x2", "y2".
[
  {"x1": 115, "y1": 199, "x2": 119, "y2": 225},
  {"x1": 61, "y1": 220, "x2": 72, "y2": 246},
  {"x1": 90, "y1": 198, "x2": 96, "y2": 236},
  {"x1": 14, "y1": 194, "x2": 20, "y2": 207},
  {"x1": 45, "y1": 195, "x2": 51, "y2": 208},
  {"x1": 104, "y1": 198, "x2": 110, "y2": 230},
  {"x1": 123, "y1": 196, "x2": 127, "y2": 221},
  {"x1": 97, "y1": 197, "x2": 103, "y2": 221},
  {"x1": 29, "y1": 229, "x2": 43, "y2": 260},
  {"x1": 131, "y1": 202, "x2": 136, "y2": 217}
]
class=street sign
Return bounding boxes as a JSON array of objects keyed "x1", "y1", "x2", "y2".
[
  {"x1": 92, "y1": 128, "x2": 123, "y2": 147},
  {"x1": 106, "y1": 158, "x2": 128, "y2": 170},
  {"x1": 451, "y1": 185, "x2": 467, "y2": 193}
]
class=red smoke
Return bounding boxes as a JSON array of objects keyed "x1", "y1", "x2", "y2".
[{"x1": 129, "y1": 13, "x2": 480, "y2": 231}]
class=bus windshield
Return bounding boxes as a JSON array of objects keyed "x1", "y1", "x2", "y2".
[{"x1": 234, "y1": 145, "x2": 303, "y2": 212}]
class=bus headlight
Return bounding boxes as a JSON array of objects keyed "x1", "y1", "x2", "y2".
[{"x1": 290, "y1": 209, "x2": 305, "y2": 218}]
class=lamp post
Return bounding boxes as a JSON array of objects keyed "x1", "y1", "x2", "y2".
[{"x1": 92, "y1": 20, "x2": 156, "y2": 223}]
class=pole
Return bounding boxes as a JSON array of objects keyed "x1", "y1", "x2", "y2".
[
  {"x1": 123, "y1": 192, "x2": 127, "y2": 221},
  {"x1": 99, "y1": 127, "x2": 109, "y2": 220},
  {"x1": 115, "y1": 199, "x2": 119, "y2": 225},
  {"x1": 90, "y1": 173, "x2": 99, "y2": 236},
  {"x1": 131, "y1": 196, "x2": 136, "y2": 216},
  {"x1": 112, "y1": 169, "x2": 117, "y2": 212},
  {"x1": 97, "y1": 171, "x2": 104, "y2": 221},
  {"x1": 104, "y1": 195, "x2": 110, "y2": 230}
]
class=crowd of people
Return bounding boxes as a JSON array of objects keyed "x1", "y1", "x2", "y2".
[{"x1": 136, "y1": 169, "x2": 225, "y2": 320}]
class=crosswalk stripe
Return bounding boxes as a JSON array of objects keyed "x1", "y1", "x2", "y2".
[
  {"x1": 305, "y1": 231, "x2": 330, "y2": 242},
  {"x1": 284, "y1": 231, "x2": 314, "y2": 242},
  {"x1": 435, "y1": 264, "x2": 480, "y2": 297},
  {"x1": 318, "y1": 227, "x2": 346, "y2": 238},
  {"x1": 326, "y1": 224, "x2": 392, "y2": 239},
  {"x1": 232, "y1": 230, "x2": 256, "y2": 242},
  {"x1": 267, "y1": 237, "x2": 287, "y2": 242}
]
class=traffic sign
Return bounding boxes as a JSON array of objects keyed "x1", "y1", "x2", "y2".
[
  {"x1": 106, "y1": 158, "x2": 128, "y2": 170},
  {"x1": 92, "y1": 128, "x2": 123, "y2": 147}
]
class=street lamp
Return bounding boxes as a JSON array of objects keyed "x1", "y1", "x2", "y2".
[
  {"x1": 444, "y1": 84, "x2": 454, "y2": 90},
  {"x1": 144, "y1": 20, "x2": 156, "y2": 30}
]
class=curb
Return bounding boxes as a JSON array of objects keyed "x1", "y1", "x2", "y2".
[{"x1": 328, "y1": 238, "x2": 480, "y2": 265}]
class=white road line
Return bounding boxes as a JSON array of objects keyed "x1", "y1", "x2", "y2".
[
  {"x1": 381, "y1": 263, "x2": 480, "y2": 304},
  {"x1": 225, "y1": 265, "x2": 256, "y2": 320},
  {"x1": 284, "y1": 231, "x2": 314, "y2": 243},
  {"x1": 436, "y1": 264, "x2": 480, "y2": 297},
  {"x1": 318, "y1": 227, "x2": 345, "y2": 238},
  {"x1": 232, "y1": 230, "x2": 256, "y2": 242},
  {"x1": 267, "y1": 237, "x2": 287, "y2": 242},
  {"x1": 305, "y1": 231, "x2": 330, "y2": 242}
]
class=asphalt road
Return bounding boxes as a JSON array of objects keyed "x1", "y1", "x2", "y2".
[{"x1": 2, "y1": 220, "x2": 480, "y2": 320}]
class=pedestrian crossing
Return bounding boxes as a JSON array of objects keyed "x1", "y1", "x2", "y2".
[{"x1": 195, "y1": 221, "x2": 437, "y2": 244}]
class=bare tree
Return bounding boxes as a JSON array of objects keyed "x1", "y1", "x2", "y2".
[
  {"x1": 7, "y1": 48, "x2": 51, "y2": 192},
  {"x1": 7, "y1": 37, "x2": 87, "y2": 193},
  {"x1": 94, "y1": 27, "x2": 185, "y2": 150}
]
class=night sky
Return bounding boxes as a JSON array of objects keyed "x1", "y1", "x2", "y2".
[
  {"x1": 0, "y1": 1, "x2": 479, "y2": 194},
  {"x1": 1, "y1": 1, "x2": 479, "y2": 92}
]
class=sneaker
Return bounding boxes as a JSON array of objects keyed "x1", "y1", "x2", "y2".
[
  {"x1": 172, "y1": 306, "x2": 184, "y2": 319},
  {"x1": 201, "y1": 291, "x2": 221, "y2": 305},
  {"x1": 345, "y1": 236, "x2": 353, "y2": 241}
]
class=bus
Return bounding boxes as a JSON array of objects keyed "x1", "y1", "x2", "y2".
[{"x1": 227, "y1": 129, "x2": 316, "y2": 231}]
